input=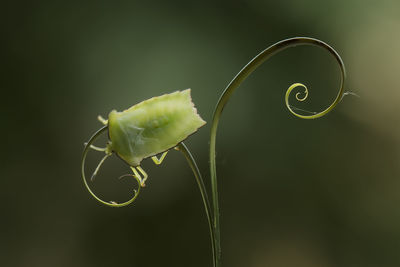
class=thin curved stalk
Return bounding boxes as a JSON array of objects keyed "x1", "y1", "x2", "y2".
[
  {"x1": 177, "y1": 142, "x2": 216, "y2": 267},
  {"x1": 209, "y1": 37, "x2": 346, "y2": 266}
]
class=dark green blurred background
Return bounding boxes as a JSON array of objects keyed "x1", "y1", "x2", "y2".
[{"x1": 2, "y1": 1, "x2": 400, "y2": 266}]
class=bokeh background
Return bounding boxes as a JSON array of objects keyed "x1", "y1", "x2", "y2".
[{"x1": 2, "y1": 0, "x2": 400, "y2": 266}]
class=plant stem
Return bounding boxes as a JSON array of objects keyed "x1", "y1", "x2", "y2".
[
  {"x1": 177, "y1": 142, "x2": 216, "y2": 267},
  {"x1": 209, "y1": 37, "x2": 346, "y2": 267}
]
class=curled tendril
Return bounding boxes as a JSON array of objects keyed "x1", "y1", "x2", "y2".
[
  {"x1": 285, "y1": 82, "x2": 310, "y2": 117},
  {"x1": 81, "y1": 125, "x2": 141, "y2": 207},
  {"x1": 288, "y1": 83, "x2": 309, "y2": 102},
  {"x1": 209, "y1": 37, "x2": 346, "y2": 266}
]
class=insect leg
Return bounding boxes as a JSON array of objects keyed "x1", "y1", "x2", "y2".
[
  {"x1": 131, "y1": 166, "x2": 148, "y2": 187},
  {"x1": 137, "y1": 166, "x2": 148, "y2": 186},
  {"x1": 151, "y1": 151, "x2": 168, "y2": 165},
  {"x1": 97, "y1": 115, "x2": 108, "y2": 125},
  {"x1": 83, "y1": 142, "x2": 107, "y2": 152},
  {"x1": 91, "y1": 153, "x2": 111, "y2": 181}
]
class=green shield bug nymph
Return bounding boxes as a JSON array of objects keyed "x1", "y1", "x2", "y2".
[{"x1": 81, "y1": 89, "x2": 206, "y2": 207}]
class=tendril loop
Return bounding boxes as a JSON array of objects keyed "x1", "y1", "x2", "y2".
[{"x1": 81, "y1": 125, "x2": 141, "y2": 207}]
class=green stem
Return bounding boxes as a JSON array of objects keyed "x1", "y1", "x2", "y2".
[
  {"x1": 209, "y1": 37, "x2": 346, "y2": 266},
  {"x1": 177, "y1": 142, "x2": 216, "y2": 267}
]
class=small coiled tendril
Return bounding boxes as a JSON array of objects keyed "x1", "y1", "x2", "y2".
[
  {"x1": 209, "y1": 37, "x2": 346, "y2": 266},
  {"x1": 81, "y1": 125, "x2": 141, "y2": 207},
  {"x1": 285, "y1": 82, "x2": 311, "y2": 117}
]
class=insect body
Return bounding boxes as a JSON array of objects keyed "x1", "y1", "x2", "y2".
[
  {"x1": 82, "y1": 89, "x2": 206, "y2": 202},
  {"x1": 108, "y1": 89, "x2": 206, "y2": 167}
]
